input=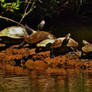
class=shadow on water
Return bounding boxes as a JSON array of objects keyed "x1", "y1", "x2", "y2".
[{"x1": 0, "y1": 71, "x2": 92, "y2": 92}]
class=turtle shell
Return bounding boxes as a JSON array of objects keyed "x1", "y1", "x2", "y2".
[
  {"x1": 67, "y1": 38, "x2": 78, "y2": 47},
  {"x1": 51, "y1": 37, "x2": 78, "y2": 49},
  {"x1": 0, "y1": 26, "x2": 27, "y2": 39},
  {"x1": 82, "y1": 44, "x2": 92, "y2": 53},
  {"x1": 51, "y1": 38, "x2": 63, "y2": 48},
  {"x1": 24, "y1": 31, "x2": 55, "y2": 44},
  {"x1": 36, "y1": 39, "x2": 55, "y2": 47}
]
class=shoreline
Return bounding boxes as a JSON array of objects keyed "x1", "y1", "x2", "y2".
[{"x1": 0, "y1": 44, "x2": 92, "y2": 75}]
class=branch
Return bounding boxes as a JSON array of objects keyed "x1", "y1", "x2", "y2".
[
  {"x1": 19, "y1": 0, "x2": 36, "y2": 23},
  {"x1": 0, "y1": 16, "x2": 25, "y2": 28},
  {"x1": 26, "y1": 0, "x2": 36, "y2": 15},
  {"x1": 19, "y1": 0, "x2": 31, "y2": 23}
]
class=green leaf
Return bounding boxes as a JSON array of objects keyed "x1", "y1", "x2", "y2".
[
  {"x1": 2, "y1": 3, "x2": 7, "y2": 8},
  {"x1": 15, "y1": 7, "x2": 19, "y2": 10},
  {"x1": 6, "y1": 3, "x2": 12, "y2": 5},
  {"x1": 12, "y1": 2, "x2": 17, "y2": 6},
  {"x1": 17, "y1": 0, "x2": 20, "y2": 3},
  {"x1": 10, "y1": 9, "x2": 14, "y2": 12},
  {"x1": 1, "y1": 0, "x2": 5, "y2": 3},
  {"x1": 16, "y1": 3, "x2": 20, "y2": 7}
]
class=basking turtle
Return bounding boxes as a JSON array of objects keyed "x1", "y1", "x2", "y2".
[
  {"x1": 18, "y1": 30, "x2": 56, "y2": 48},
  {"x1": 50, "y1": 33, "x2": 78, "y2": 57},
  {"x1": 81, "y1": 40, "x2": 92, "y2": 57},
  {"x1": 0, "y1": 26, "x2": 28, "y2": 44},
  {"x1": 36, "y1": 39, "x2": 55, "y2": 52}
]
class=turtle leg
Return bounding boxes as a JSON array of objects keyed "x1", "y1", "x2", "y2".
[
  {"x1": 81, "y1": 51, "x2": 85, "y2": 57},
  {"x1": 69, "y1": 47, "x2": 78, "y2": 53},
  {"x1": 70, "y1": 47, "x2": 75, "y2": 51},
  {"x1": 50, "y1": 49, "x2": 55, "y2": 58},
  {"x1": 35, "y1": 47, "x2": 40, "y2": 53},
  {"x1": 69, "y1": 47, "x2": 82, "y2": 57},
  {"x1": 35, "y1": 47, "x2": 45, "y2": 53},
  {"x1": 16, "y1": 41, "x2": 26, "y2": 49},
  {"x1": 68, "y1": 47, "x2": 75, "y2": 54}
]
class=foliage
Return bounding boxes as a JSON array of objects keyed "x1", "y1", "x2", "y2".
[
  {"x1": 0, "y1": 0, "x2": 21, "y2": 12},
  {"x1": 0, "y1": 0, "x2": 90, "y2": 24},
  {"x1": 0, "y1": 0, "x2": 57, "y2": 12}
]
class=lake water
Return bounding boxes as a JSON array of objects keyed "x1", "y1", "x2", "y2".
[
  {"x1": 49, "y1": 24, "x2": 92, "y2": 44},
  {"x1": 0, "y1": 70, "x2": 92, "y2": 92}
]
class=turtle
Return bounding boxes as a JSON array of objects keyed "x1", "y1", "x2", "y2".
[
  {"x1": 82, "y1": 40, "x2": 92, "y2": 53},
  {"x1": 80, "y1": 40, "x2": 92, "y2": 57},
  {"x1": 18, "y1": 30, "x2": 56, "y2": 48},
  {"x1": 0, "y1": 26, "x2": 28, "y2": 44},
  {"x1": 50, "y1": 33, "x2": 78, "y2": 57},
  {"x1": 37, "y1": 20, "x2": 45, "y2": 31},
  {"x1": 35, "y1": 39, "x2": 55, "y2": 52}
]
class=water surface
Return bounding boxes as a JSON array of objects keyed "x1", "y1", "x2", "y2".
[
  {"x1": 0, "y1": 71, "x2": 92, "y2": 92},
  {"x1": 49, "y1": 24, "x2": 92, "y2": 44}
]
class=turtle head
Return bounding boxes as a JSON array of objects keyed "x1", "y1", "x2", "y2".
[
  {"x1": 37, "y1": 20, "x2": 45, "y2": 30},
  {"x1": 65, "y1": 33, "x2": 71, "y2": 40},
  {"x1": 82, "y1": 40, "x2": 90, "y2": 45},
  {"x1": 62, "y1": 33, "x2": 71, "y2": 46}
]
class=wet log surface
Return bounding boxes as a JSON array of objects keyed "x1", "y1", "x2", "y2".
[{"x1": 0, "y1": 44, "x2": 92, "y2": 75}]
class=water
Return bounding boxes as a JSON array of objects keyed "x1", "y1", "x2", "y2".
[
  {"x1": 49, "y1": 24, "x2": 92, "y2": 44},
  {"x1": 0, "y1": 71, "x2": 92, "y2": 92}
]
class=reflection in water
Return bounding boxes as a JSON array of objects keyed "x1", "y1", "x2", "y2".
[{"x1": 0, "y1": 71, "x2": 92, "y2": 92}]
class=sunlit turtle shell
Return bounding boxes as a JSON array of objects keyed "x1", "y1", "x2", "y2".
[
  {"x1": 82, "y1": 40, "x2": 92, "y2": 53},
  {"x1": 35, "y1": 39, "x2": 55, "y2": 52},
  {"x1": 0, "y1": 26, "x2": 27, "y2": 39},
  {"x1": 24, "y1": 31, "x2": 55, "y2": 44},
  {"x1": 18, "y1": 30, "x2": 55, "y2": 48},
  {"x1": 51, "y1": 35, "x2": 78, "y2": 49},
  {"x1": 82, "y1": 44, "x2": 92, "y2": 53},
  {"x1": 36, "y1": 39, "x2": 55, "y2": 47}
]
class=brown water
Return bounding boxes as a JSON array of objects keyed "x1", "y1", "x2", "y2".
[
  {"x1": 49, "y1": 25, "x2": 92, "y2": 44},
  {"x1": 0, "y1": 71, "x2": 92, "y2": 92}
]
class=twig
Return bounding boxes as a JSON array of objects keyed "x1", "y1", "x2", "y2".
[
  {"x1": 19, "y1": 0, "x2": 36, "y2": 23},
  {"x1": 19, "y1": 0, "x2": 31, "y2": 23},
  {"x1": 26, "y1": 0, "x2": 36, "y2": 15},
  {"x1": 0, "y1": 16, "x2": 25, "y2": 28}
]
